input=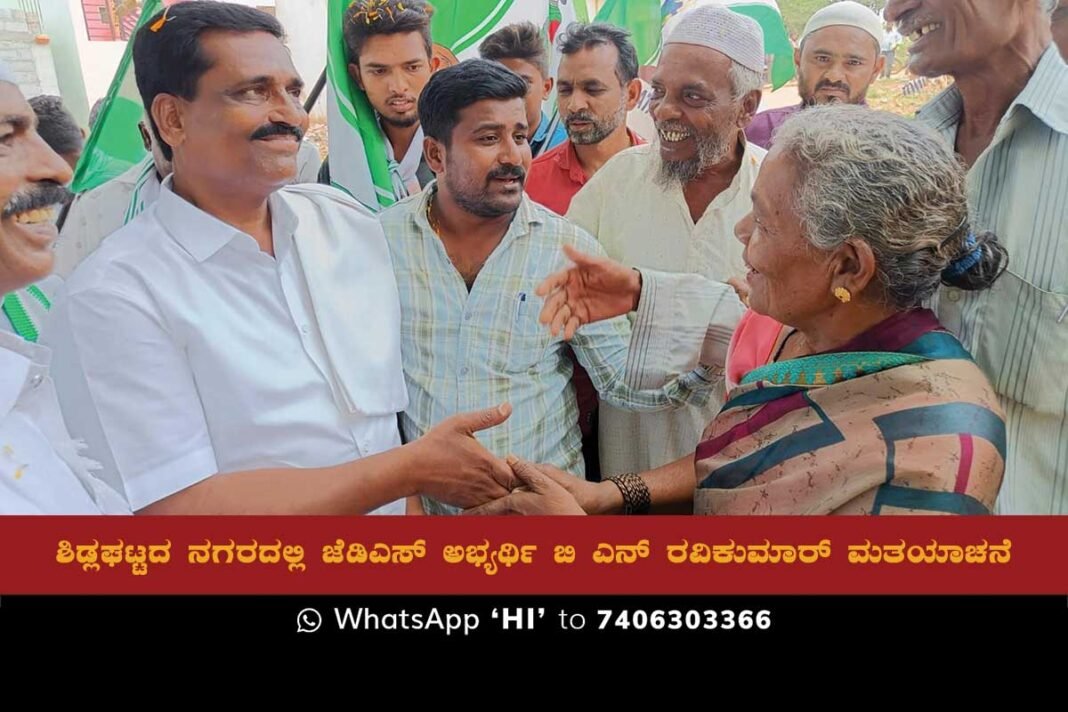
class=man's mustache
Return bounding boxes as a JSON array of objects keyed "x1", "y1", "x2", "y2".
[
  {"x1": 565, "y1": 111, "x2": 596, "y2": 125},
  {"x1": 250, "y1": 122, "x2": 305, "y2": 141},
  {"x1": 815, "y1": 80, "x2": 850, "y2": 94},
  {"x1": 2, "y1": 181, "x2": 71, "y2": 218},
  {"x1": 486, "y1": 164, "x2": 526, "y2": 183}
]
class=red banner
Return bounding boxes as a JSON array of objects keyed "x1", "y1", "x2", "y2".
[{"x1": 0, "y1": 516, "x2": 1063, "y2": 595}]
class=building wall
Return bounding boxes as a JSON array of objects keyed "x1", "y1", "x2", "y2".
[
  {"x1": 68, "y1": 0, "x2": 130, "y2": 107},
  {"x1": 275, "y1": 0, "x2": 326, "y2": 119},
  {"x1": 0, "y1": 7, "x2": 60, "y2": 98}
]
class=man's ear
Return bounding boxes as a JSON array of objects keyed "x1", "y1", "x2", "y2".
[
  {"x1": 424, "y1": 135, "x2": 446, "y2": 175},
  {"x1": 151, "y1": 93, "x2": 184, "y2": 158},
  {"x1": 624, "y1": 78, "x2": 642, "y2": 110},
  {"x1": 542, "y1": 76, "x2": 554, "y2": 101}
]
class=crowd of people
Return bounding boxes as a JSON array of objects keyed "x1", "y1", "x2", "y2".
[{"x1": 1, "y1": 0, "x2": 1065, "y2": 516}]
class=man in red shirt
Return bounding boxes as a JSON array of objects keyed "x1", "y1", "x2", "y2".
[
  {"x1": 526, "y1": 23, "x2": 644, "y2": 216},
  {"x1": 525, "y1": 23, "x2": 644, "y2": 479}
]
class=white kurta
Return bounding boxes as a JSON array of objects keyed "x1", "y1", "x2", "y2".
[
  {"x1": 567, "y1": 141, "x2": 764, "y2": 476},
  {"x1": 46, "y1": 179, "x2": 406, "y2": 513}
]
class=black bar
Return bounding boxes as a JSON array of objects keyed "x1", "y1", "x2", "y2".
[
  {"x1": 0, "y1": 595, "x2": 1062, "y2": 648},
  {"x1": 304, "y1": 66, "x2": 328, "y2": 115}
]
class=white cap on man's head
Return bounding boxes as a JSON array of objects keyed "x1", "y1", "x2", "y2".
[
  {"x1": 664, "y1": 4, "x2": 765, "y2": 74},
  {"x1": 801, "y1": 1, "x2": 884, "y2": 46}
]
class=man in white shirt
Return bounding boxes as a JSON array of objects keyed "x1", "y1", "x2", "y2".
[
  {"x1": 885, "y1": 0, "x2": 1068, "y2": 513},
  {"x1": 56, "y1": 117, "x2": 320, "y2": 279},
  {"x1": 47, "y1": 1, "x2": 515, "y2": 515},
  {"x1": 0, "y1": 61, "x2": 129, "y2": 514},
  {"x1": 566, "y1": 5, "x2": 763, "y2": 477}
]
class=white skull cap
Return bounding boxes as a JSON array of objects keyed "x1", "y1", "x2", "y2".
[
  {"x1": 664, "y1": 4, "x2": 766, "y2": 74},
  {"x1": 801, "y1": 1, "x2": 884, "y2": 46}
]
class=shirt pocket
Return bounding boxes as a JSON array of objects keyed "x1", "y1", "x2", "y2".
[
  {"x1": 504, "y1": 291, "x2": 553, "y2": 374},
  {"x1": 971, "y1": 268, "x2": 1068, "y2": 416}
]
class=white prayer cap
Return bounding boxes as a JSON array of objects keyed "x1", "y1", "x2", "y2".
[
  {"x1": 801, "y1": 1, "x2": 884, "y2": 47},
  {"x1": 0, "y1": 61, "x2": 18, "y2": 86},
  {"x1": 664, "y1": 4, "x2": 765, "y2": 74}
]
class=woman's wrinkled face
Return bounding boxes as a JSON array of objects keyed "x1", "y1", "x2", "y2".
[{"x1": 734, "y1": 148, "x2": 837, "y2": 326}]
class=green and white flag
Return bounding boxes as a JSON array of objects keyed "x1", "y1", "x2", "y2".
[
  {"x1": 595, "y1": 0, "x2": 664, "y2": 66},
  {"x1": 326, "y1": 0, "x2": 546, "y2": 211},
  {"x1": 71, "y1": 0, "x2": 165, "y2": 194},
  {"x1": 719, "y1": 1, "x2": 795, "y2": 89}
]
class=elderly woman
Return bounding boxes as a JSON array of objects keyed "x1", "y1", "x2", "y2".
[{"x1": 473, "y1": 106, "x2": 1008, "y2": 516}]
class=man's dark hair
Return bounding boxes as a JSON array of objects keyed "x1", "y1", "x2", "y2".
[
  {"x1": 132, "y1": 1, "x2": 285, "y2": 160},
  {"x1": 418, "y1": 59, "x2": 528, "y2": 145},
  {"x1": 28, "y1": 95, "x2": 83, "y2": 157},
  {"x1": 478, "y1": 22, "x2": 549, "y2": 77},
  {"x1": 557, "y1": 22, "x2": 638, "y2": 86},
  {"x1": 343, "y1": 0, "x2": 433, "y2": 63},
  {"x1": 88, "y1": 97, "x2": 106, "y2": 130}
]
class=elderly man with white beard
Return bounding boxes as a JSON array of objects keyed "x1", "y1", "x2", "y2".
[{"x1": 566, "y1": 5, "x2": 764, "y2": 478}]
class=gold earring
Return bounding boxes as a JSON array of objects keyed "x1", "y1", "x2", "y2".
[{"x1": 833, "y1": 287, "x2": 852, "y2": 304}]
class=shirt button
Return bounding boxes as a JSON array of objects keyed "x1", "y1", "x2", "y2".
[
  {"x1": 300, "y1": 324, "x2": 310, "y2": 335},
  {"x1": 460, "y1": 367, "x2": 469, "y2": 376},
  {"x1": 947, "y1": 289, "x2": 961, "y2": 303},
  {"x1": 464, "y1": 312, "x2": 472, "y2": 321},
  {"x1": 30, "y1": 373, "x2": 43, "y2": 388}
]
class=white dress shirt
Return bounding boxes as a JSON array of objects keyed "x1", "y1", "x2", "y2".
[
  {"x1": 0, "y1": 330, "x2": 129, "y2": 514},
  {"x1": 46, "y1": 178, "x2": 406, "y2": 513},
  {"x1": 55, "y1": 141, "x2": 322, "y2": 279}
]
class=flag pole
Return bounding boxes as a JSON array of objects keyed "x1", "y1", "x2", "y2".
[{"x1": 304, "y1": 67, "x2": 328, "y2": 114}]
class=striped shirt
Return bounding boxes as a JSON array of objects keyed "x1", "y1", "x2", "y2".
[
  {"x1": 380, "y1": 186, "x2": 715, "y2": 513},
  {"x1": 917, "y1": 45, "x2": 1068, "y2": 513}
]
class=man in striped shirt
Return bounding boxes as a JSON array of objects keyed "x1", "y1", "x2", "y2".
[
  {"x1": 380, "y1": 59, "x2": 718, "y2": 514},
  {"x1": 886, "y1": 0, "x2": 1068, "y2": 513}
]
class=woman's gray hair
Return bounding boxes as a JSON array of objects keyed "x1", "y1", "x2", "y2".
[{"x1": 773, "y1": 105, "x2": 1006, "y2": 308}]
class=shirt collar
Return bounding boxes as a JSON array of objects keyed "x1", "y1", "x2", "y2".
[
  {"x1": 0, "y1": 330, "x2": 47, "y2": 418},
  {"x1": 556, "y1": 128, "x2": 643, "y2": 185},
  {"x1": 532, "y1": 109, "x2": 551, "y2": 142},
  {"x1": 414, "y1": 180, "x2": 544, "y2": 246},
  {"x1": 1009, "y1": 44, "x2": 1068, "y2": 134},
  {"x1": 155, "y1": 176, "x2": 300, "y2": 263},
  {"x1": 382, "y1": 121, "x2": 426, "y2": 179},
  {"x1": 918, "y1": 44, "x2": 1068, "y2": 136},
  {"x1": 658, "y1": 137, "x2": 761, "y2": 206},
  {"x1": 716, "y1": 138, "x2": 762, "y2": 208}
]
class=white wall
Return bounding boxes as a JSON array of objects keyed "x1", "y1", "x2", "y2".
[
  {"x1": 31, "y1": 41, "x2": 59, "y2": 95},
  {"x1": 275, "y1": 0, "x2": 327, "y2": 120},
  {"x1": 0, "y1": 7, "x2": 60, "y2": 97},
  {"x1": 67, "y1": 0, "x2": 311, "y2": 112},
  {"x1": 67, "y1": 0, "x2": 127, "y2": 105}
]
